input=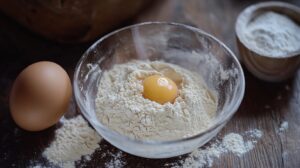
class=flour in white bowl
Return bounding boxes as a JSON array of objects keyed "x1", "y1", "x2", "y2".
[
  {"x1": 95, "y1": 60, "x2": 217, "y2": 141},
  {"x1": 244, "y1": 11, "x2": 300, "y2": 57}
]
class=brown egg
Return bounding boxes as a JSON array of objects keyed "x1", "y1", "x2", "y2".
[{"x1": 9, "y1": 61, "x2": 72, "y2": 131}]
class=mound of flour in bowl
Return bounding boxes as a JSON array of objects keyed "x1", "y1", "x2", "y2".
[{"x1": 95, "y1": 60, "x2": 217, "y2": 141}]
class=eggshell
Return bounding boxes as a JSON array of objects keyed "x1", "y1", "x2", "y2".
[{"x1": 9, "y1": 61, "x2": 72, "y2": 131}]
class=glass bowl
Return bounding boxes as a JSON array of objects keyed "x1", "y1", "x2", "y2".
[{"x1": 73, "y1": 22, "x2": 245, "y2": 158}]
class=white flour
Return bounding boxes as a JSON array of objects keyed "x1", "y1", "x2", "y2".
[
  {"x1": 170, "y1": 129, "x2": 263, "y2": 168},
  {"x1": 244, "y1": 11, "x2": 300, "y2": 57},
  {"x1": 277, "y1": 121, "x2": 289, "y2": 133},
  {"x1": 104, "y1": 151, "x2": 126, "y2": 168},
  {"x1": 95, "y1": 60, "x2": 217, "y2": 141},
  {"x1": 38, "y1": 117, "x2": 262, "y2": 168},
  {"x1": 43, "y1": 115, "x2": 102, "y2": 168}
]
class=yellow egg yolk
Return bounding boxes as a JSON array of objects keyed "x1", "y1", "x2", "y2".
[{"x1": 143, "y1": 75, "x2": 178, "y2": 104}]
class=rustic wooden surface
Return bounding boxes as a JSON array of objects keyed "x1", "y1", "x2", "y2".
[{"x1": 1, "y1": 0, "x2": 300, "y2": 167}]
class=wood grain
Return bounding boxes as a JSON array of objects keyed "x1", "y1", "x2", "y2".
[{"x1": 0, "y1": 0, "x2": 300, "y2": 167}]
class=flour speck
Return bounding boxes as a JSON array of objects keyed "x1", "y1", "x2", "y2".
[{"x1": 277, "y1": 121, "x2": 289, "y2": 133}]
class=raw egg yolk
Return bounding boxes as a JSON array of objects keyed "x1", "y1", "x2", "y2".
[{"x1": 143, "y1": 75, "x2": 178, "y2": 104}]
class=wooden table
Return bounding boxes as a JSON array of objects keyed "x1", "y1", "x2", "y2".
[{"x1": 1, "y1": 0, "x2": 300, "y2": 167}]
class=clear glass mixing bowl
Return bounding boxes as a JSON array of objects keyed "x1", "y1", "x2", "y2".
[{"x1": 73, "y1": 22, "x2": 245, "y2": 158}]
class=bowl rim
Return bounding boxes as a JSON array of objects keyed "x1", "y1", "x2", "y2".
[
  {"x1": 235, "y1": 1, "x2": 300, "y2": 59},
  {"x1": 73, "y1": 21, "x2": 245, "y2": 145}
]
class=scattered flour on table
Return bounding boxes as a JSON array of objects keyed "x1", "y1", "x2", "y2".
[
  {"x1": 170, "y1": 129, "x2": 263, "y2": 168},
  {"x1": 277, "y1": 121, "x2": 289, "y2": 133},
  {"x1": 30, "y1": 166, "x2": 46, "y2": 168},
  {"x1": 95, "y1": 60, "x2": 217, "y2": 141},
  {"x1": 28, "y1": 160, "x2": 46, "y2": 168},
  {"x1": 104, "y1": 151, "x2": 126, "y2": 168},
  {"x1": 243, "y1": 11, "x2": 300, "y2": 57},
  {"x1": 246, "y1": 129, "x2": 263, "y2": 139},
  {"x1": 42, "y1": 115, "x2": 102, "y2": 168},
  {"x1": 222, "y1": 133, "x2": 254, "y2": 156}
]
